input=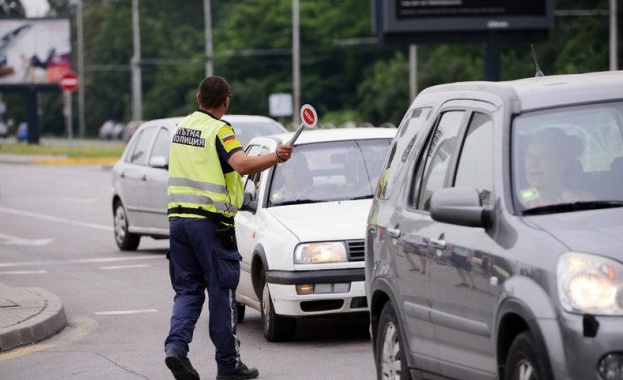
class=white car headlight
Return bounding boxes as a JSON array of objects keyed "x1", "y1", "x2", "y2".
[
  {"x1": 557, "y1": 252, "x2": 623, "y2": 315},
  {"x1": 294, "y1": 242, "x2": 347, "y2": 264}
]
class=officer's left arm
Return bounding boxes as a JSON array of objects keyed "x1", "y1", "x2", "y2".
[{"x1": 217, "y1": 125, "x2": 292, "y2": 175}]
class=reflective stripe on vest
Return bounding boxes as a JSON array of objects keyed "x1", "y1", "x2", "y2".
[{"x1": 167, "y1": 111, "x2": 243, "y2": 219}]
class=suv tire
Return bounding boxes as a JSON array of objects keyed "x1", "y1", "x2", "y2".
[
  {"x1": 505, "y1": 331, "x2": 550, "y2": 380},
  {"x1": 376, "y1": 302, "x2": 410, "y2": 380}
]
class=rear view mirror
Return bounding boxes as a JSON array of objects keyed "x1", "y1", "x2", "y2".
[
  {"x1": 430, "y1": 187, "x2": 492, "y2": 228},
  {"x1": 240, "y1": 191, "x2": 257, "y2": 213}
]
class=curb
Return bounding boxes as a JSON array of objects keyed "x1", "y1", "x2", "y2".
[{"x1": 0, "y1": 287, "x2": 67, "y2": 352}]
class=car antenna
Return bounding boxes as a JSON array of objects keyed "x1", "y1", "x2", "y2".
[{"x1": 531, "y1": 44, "x2": 545, "y2": 77}]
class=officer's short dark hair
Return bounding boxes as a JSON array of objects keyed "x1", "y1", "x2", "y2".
[{"x1": 198, "y1": 76, "x2": 231, "y2": 109}]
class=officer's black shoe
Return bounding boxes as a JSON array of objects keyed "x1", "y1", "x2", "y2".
[
  {"x1": 165, "y1": 349, "x2": 200, "y2": 380},
  {"x1": 216, "y1": 362, "x2": 259, "y2": 380}
]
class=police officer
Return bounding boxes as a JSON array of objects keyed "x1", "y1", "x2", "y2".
[{"x1": 164, "y1": 76, "x2": 293, "y2": 380}]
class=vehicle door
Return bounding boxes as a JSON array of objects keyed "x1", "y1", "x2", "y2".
[
  {"x1": 389, "y1": 105, "x2": 466, "y2": 373},
  {"x1": 141, "y1": 125, "x2": 172, "y2": 231},
  {"x1": 235, "y1": 142, "x2": 274, "y2": 303},
  {"x1": 118, "y1": 125, "x2": 158, "y2": 228},
  {"x1": 427, "y1": 103, "x2": 500, "y2": 378}
]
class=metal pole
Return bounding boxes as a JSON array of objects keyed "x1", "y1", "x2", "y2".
[
  {"x1": 77, "y1": 0, "x2": 85, "y2": 138},
  {"x1": 292, "y1": 0, "x2": 300, "y2": 125},
  {"x1": 204, "y1": 0, "x2": 214, "y2": 77},
  {"x1": 131, "y1": 0, "x2": 142, "y2": 121},
  {"x1": 610, "y1": 0, "x2": 618, "y2": 71},
  {"x1": 409, "y1": 44, "x2": 418, "y2": 101}
]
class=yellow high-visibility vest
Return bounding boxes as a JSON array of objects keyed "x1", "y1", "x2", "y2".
[{"x1": 167, "y1": 111, "x2": 243, "y2": 221}]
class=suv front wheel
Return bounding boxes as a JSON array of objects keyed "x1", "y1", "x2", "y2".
[
  {"x1": 376, "y1": 302, "x2": 410, "y2": 380},
  {"x1": 505, "y1": 331, "x2": 550, "y2": 380}
]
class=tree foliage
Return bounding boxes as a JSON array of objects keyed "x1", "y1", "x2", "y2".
[{"x1": 1, "y1": 0, "x2": 620, "y2": 136}]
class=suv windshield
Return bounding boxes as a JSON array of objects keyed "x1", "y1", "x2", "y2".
[
  {"x1": 512, "y1": 101, "x2": 623, "y2": 213},
  {"x1": 269, "y1": 138, "x2": 392, "y2": 206}
]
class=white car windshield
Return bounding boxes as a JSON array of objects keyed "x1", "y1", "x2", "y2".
[
  {"x1": 269, "y1": 138, "x2": 392, "y2": 206},
  {"x1": 512, "y1": 101, "x2": 623, "y2": 213}
]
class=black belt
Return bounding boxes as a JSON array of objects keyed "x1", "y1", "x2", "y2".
[{"x1": 167, "y1": 206, "x2": 234, "y2": 225}]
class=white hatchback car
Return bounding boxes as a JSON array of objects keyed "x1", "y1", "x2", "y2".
[
  {"x1": 235, "y1": 128, "x2": 396, "y2": 341},
  {"x1": 111, "y1": 115, "x2": 287, "y2": 250}
]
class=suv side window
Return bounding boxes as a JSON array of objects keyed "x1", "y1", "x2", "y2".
[
  {"x1": 378, "y1": 107, "x2": 431, "y2": 199},
  {"x1": 454, "y1": 112, "x2": 494, "y2": 205},
  {"x1": 414, "y1": 110, "x2": 465, "y2": 210}
]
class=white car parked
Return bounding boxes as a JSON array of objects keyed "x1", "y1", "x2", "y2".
[
  {"x1": 111, "y1": 115, "x2": 287, "y2": 251},
  {"x1": 235, "y1": 128, "x2": 396, "y2": 341}
]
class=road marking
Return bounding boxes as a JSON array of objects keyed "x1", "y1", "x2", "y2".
[
  {"x1": 99, "y1": 264, "x2": 151, "y2": 270},
  {"x1": 0, "y1": 232, "x2": 54, "y2": 246},
  {"x1": 0, "y1": 270, "x2": 47, "y2": 275},
  {"x1": 95, "y1": 309, "x2": 159, "y2": 316},
  {"x1": 0, "y1": 255, "x2": 164, "y2": 268},
  {"x1": 0, "y1": 206, "x2": 113, "y2": 232}
]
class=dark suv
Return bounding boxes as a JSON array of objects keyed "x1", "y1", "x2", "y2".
[{"x1": 365, "y1": 71, "x2": 623, "y2": 380}]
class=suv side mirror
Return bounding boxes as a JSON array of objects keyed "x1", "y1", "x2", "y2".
[
  {"x1": 240, "y1": 191, "x2": 258, "y2": 213},
  {"x1": 430, "y1": 187, "x2": 492, "y2": 228}
]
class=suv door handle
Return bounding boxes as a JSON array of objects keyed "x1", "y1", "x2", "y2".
[
  {"x1": 429, "y1": 238, "x2": 446, "y2": 250},
  {"x1": 387, "y1": 227, "x2": 401, "y2": 238}
]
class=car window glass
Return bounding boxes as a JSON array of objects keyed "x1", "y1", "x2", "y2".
[
  {"x1": 128, "y1": 126, "x2": 157, "y2": 166},
  {"x1": 269, "y1": 139, "x2": 393, "y2": 206},
  {"x1": 378, "y1": 107, "x2": 431, "y2": 199},
  {"x1": 454, "y1": 112, "x2": 494, "y2": 205},
  {"x1": 416, "y1": 110, "x2": 465, "y2": 210},
  {"x1": 150, "y1": 127, "x2": 171, "y2": 162},
  {"x1": 512, "y1": 101, "x2": 623, "y2": 209}
]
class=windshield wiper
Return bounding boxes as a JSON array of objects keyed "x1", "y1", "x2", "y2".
[
  {"x1": 523, "y1": 201, "x2": 623, "y2": 215},
  {"x1": 347, "y1": 194, "x2": 374, "y2": 200},
  {"x1": 273, "y1": 198, "x2": 321, "y2": 206}
]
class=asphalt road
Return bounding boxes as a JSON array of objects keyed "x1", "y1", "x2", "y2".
[{"x1": 0, "y1": 162, "x2": 376, "y2": 380}]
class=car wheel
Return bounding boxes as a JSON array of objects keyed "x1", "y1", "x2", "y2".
[
  {"x1": 376, "y1": 302, "x2": 410, "y2": 380},
  {"x1": 236, "y1": 303, "x2": 246, "y2": 323},
  {"x1": 113, "y1": 201, "x2": 140, "y2": 251},
  {"x1": 505, "y1": 331, "x2": 550, "y2": 380},
  {"x1": 260, "y1": 279, "x2": 295, "y2": 342}
]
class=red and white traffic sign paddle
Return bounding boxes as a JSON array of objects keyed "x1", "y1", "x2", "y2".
[
  {"x1": 288, "y1": 104, "x2": 317, "y2": 146},
  {"x1": 59, "y1": 71, "x2": 79, "y2": 92}
]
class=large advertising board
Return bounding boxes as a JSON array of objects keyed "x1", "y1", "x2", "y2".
[
  {"x1": 0, "y1": 18, "x2": 72, "y2": 85},
  {"x1": 373, "y1": 0, "x2": 554, "y2": 43}
]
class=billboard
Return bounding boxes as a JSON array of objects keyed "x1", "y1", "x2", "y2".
[
  {"x1": 373, "y1": 0, "x2": 554, "y2": 43},
  {"x1": 0, "y1": 18, "x2": 72, "y2": 85}
]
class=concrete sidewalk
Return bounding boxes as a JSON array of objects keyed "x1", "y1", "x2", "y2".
[{"x1": 0, "y1": 282, "x2": 66, "y2": 352}]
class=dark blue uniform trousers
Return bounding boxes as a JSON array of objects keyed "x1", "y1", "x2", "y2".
[{"x1": 165, "y1": 217, "x2": 241, "y2": 374}]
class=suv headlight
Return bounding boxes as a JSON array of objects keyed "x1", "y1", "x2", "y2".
[
  {"x1": 294, "y1": 242, "x2": 347, "y2": 264},
  {"x1": 557, "y1": 252, "x2": 623, "y2": 315}
]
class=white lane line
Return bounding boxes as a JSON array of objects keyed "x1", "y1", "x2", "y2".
[
  {"x1": 99, "y1": 264, "x2": 151, "y2": 270},
  {"x1": 0, "y1": 270, "x2": 47, "y2": 275},
  {"x1": 95, "y1": 309, "x2": 159, "y2": 316},
  {"x1": 0, "y1": 233, "x2": 55, "y2": 246},
  {"x1": 0, "y1": 206, "x2": 113, "y2": 232},
  {"x1": 0, "y1": 255, "x2": 164, "y2": 268}
]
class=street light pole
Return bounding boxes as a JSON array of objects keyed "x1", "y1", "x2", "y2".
[
  {"x1": 204, "y1": 0, "x2": 214, "y2": 77},
  {"x1": 76, "y1": 0, "x2": 85, "y2": 138},
  {"x1": 292, "y1": 0, "x2": 300, "y2": 125},
  {"x1": 131, "y1": 0, "x2": 142, "y2": 121},
  {"x1": 610, "y1": 0, "x2": 618, "y2": 71}
]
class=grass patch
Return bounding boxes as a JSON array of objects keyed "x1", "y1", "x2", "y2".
[{"x1": 0, "y1": 140, "x2": 126, "y2": 158}]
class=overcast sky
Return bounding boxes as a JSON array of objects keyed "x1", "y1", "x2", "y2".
[{"x1": 24, "y1": 0, "x2": 50, "y2": 17}]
